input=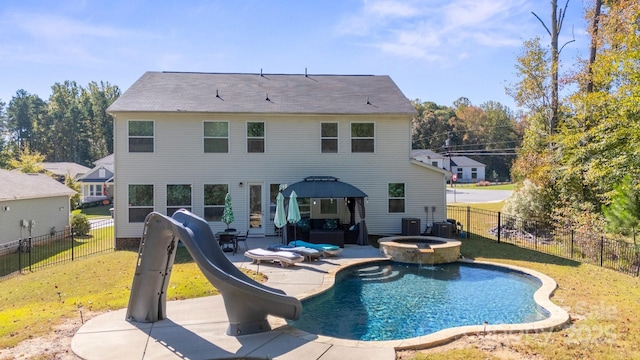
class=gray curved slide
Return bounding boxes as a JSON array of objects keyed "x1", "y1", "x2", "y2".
[{"x1": 125, "y1": 209, "x2": 302, "y2": 335}]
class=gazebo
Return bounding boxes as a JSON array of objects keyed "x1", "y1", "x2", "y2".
[{"x1": 281, "y1": 176, "x2": 368, "y2": 245}]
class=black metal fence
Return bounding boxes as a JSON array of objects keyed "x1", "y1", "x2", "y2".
[
  {"x1": 0, "y1": 218, "x2": 114, "y2": 279},
  {"x1": 447, "y1": 206, "x2": 640, "y2": 277}
]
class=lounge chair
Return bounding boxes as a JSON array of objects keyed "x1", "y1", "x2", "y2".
[
  {"x1": 268, "y1": 244, "x2": 322, "y2": 261},
  {"x1": 288, "y1": 240, "x2": 343, "y2": 257},
  {"x1": 244, "y1": 248, "x2": 305, "y2": 267}
]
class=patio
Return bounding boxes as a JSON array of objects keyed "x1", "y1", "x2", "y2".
[{"x1": 71, "y1": 236, "x2": 397, "y2": 360}]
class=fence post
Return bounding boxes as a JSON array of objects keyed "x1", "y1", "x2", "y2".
[
  {"x1": 18, "y1": 238, "x2": 22, "y2": 273},
  {"x1": 497, "y1": 212, "x2": 501, "y2": 243},
  {"x1": 467, "y1": 206, "x2": 471, "y2": 239},
  {"x1": 28, "y1": 237, "x2": 32, "y2": 272},
  {"x1": 71, "y1": 227, "x2": 75, "y2": 261},
  {"x1": 600, "y1": 236, "x2": 604, "y2": 267},
  {"x1": 570, "y1": 229, "x2": 574, "y2": 259}
]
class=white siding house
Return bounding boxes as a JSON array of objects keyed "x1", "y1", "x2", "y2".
[
  {"x1": 412, "y1": 149, "x2": 486, "y2": 183},
  {"x1": 107, "y1": 72, "x2": 450, "y2": 248},
  {"x1": 0, "y1": 170, "x2": 75, "y2": 249}
]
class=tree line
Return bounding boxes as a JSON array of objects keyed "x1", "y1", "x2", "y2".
[
  {"x1": 506, "y1": 0, "x2": 640, "y2": 237},
  {"x1": 411, "y1": 98, "x2": 523, "y2": 182},
  {"x1": 0, "y1": 81, "x2": 120, "y2": 168}
]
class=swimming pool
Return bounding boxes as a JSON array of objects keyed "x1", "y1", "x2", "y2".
[{"x1": 288, "y1": 261, "x2": 548, "y2": 341}]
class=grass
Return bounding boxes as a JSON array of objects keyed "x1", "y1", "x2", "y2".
[
  {"x1": 0, "y1": 247, "x2": 264, "y2": 348},
  {"x1": 448, "y1": 183, "x2": 516, "y2": 191},
  {"x1": 75, "y1": 205, "x2": 112, "y2": 219},
  {"x1": 448, "y1": 201, "x2": 504, "y2": 213}
]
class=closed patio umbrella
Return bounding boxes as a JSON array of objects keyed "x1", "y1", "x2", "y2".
[
  {"x1": 287, "y1": 190, "x2": 301, "y2": 241},
  {"x1": 222, "y1": 193, "x2": 234, "y2": 230},
  {"x1": 274, "y1": 192, "x2": 287, "y2": 243}
]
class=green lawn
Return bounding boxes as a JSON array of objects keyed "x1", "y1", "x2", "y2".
[
  {"x1": 0, "y1": 247, "x2": 264, "y2": 349},
  {"x1": 76, "y1": 205, "x2": 112, "y2": 219},
  {"x1": 448, "y1": 183, "x2": 516, "y2": 191}
]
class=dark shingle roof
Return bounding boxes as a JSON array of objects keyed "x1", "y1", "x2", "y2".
[{"x1": 107, "y1": 72, "x2": 416, "y2": 115}]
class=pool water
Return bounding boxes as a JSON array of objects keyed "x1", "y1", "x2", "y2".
[{"x1": 288, "y1": 261, "x2": 548, "y2": 341}]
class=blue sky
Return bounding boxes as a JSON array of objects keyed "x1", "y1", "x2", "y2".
[{"x1": 0, "y1": 0, "x2": 588, "y2": 112}]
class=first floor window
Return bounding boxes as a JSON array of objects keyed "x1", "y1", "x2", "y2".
[
  {"x1": 204, "y1": 184, "x2": 228, "y2": 221},
  {"x1": 167, "y1": 184, "x2": 192, "y2": 216},
  {"x1": 471, "y1": 168, "x2": 478, "y2": 179},
  {"x1": 388, "y1": 183, "x2": 405, "y2": 213},
  {"x1": 129, "y1": 184, "x2": 154, "y2": 222}
]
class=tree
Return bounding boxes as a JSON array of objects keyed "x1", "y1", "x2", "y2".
[
  {"x1": 411, "y1": 100, "x2": 456, "y2": 150},
  {"x1": 48, "y1": 81, "x2": 91, "y2": 164},
  {"x1": 603, "y1": 175, "x2": 639, "y2": 244},
  {"x1": 8, "y1": 146, "x2": 44, "y2": 173},
  {"x1": 6, "y1": 90, "x2": 48, "y2": 151},
  {"x1": 531, "y1": 0, "x2": 574, "y2": 134}
]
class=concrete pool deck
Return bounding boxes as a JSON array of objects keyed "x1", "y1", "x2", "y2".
[{"x1": 71, "y1": 236, "x2": 570, "y2": 359}]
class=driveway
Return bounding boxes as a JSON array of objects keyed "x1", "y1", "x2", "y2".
[{"x1": 446, "y1": 187, "x2": 512, "y2": 203}]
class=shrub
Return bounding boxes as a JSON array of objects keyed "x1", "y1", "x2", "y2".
[{"x1": 71, "y1": 213, "x2": 91, "y2": 236}]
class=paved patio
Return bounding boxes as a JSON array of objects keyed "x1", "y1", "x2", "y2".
[{"x1": 71, "y1": 236, "x2": 399, "y2": 360}]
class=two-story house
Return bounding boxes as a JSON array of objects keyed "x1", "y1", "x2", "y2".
[{"x1": 107, "y1": 71, "x2": 450, "y2": 249}]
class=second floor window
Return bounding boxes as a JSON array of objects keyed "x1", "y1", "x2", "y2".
[
  {"x1": 388, "y1": 183, "x2": 405, "y2": 213},
  {"x1": 321, "y1": 122, "x2": 338, "y2": 153},
  {"x1": 247, "y1": 122, "x2": 265, "y2": 153},
  {"x1": 167, "y1": 184, "x2": 192, "y2": 216},
  {"x1": 128, "y1": 120, "x2": 154, "y2": 152},
  {"x1": 204, "y1": 121, "x2": 229, "y2": 153},
  {"x1": 351, "y1": 122, "x2": 374, "y2": 153},
  {"x1": 204, "y1": 184, "x2": 228, "y2": 221}
]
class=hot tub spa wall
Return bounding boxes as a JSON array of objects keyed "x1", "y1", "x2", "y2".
[{"x1": 379, "y1": 236, "x2": 461, "y2": 264}]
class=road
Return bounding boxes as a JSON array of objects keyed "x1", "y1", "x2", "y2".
[{"x1": 446, "y1": 187, "x2": 513, "y2": 204}]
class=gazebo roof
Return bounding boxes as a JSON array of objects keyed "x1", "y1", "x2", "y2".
[{"x1": 281, "y1": 176, "x2": 367, "y2": 199}]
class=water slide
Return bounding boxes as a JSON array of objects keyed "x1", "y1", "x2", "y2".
[{"x1": 125, "y1": 209, "x2": 302, "y2": 335}]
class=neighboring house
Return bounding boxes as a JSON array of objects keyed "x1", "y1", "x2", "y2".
[
  {"x1": 77, "y1": 154, "x2": 114, "y2": 203},
  {"x1": 107, "y1": 71, "x2": 450, "y2": 248},
  {"x1": 0, "y1": 169, "x2": 76, "y2": 249},
  {"x1": 39, "y1": 162, "x2": 90, "y2": 182},
  {"x1": 412, "y1": 149, "x2": 486, "y2": 183}
]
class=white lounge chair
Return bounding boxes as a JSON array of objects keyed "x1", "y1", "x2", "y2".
[
  {"x1": 268, "y1": 244, "x2": 322, "y2": 261},
  {"x1": 244, "y1": 248, "x2": 305, "y2": 267}
]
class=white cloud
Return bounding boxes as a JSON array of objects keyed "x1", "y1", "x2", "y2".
[{"x1": 337, "y1": 0, "x2": 533, "y2": 62}]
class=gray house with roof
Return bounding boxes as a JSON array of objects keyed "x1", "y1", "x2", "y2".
[
  {"x1": 0, "y1": 169, "x2": 75, "y2": 249},
  {"x1": 107, "y1": 71, "x2": 450, "y2": 248},
  {"x1": 77, "y1": 154, "x2": 114, "y2": 204}
]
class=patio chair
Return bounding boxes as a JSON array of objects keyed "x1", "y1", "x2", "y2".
[
  {"x1": 235, "y1": 230, "x2": 249, "y2": 253},
  {"x1": 219, "y1": 233, "x2": 237, "y2": 253}
]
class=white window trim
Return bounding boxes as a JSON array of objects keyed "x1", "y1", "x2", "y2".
[
  {"x1": 203, "y1": 120, "x2": 230, "y2": 154},
  {"x1": 128, "y1": 120, "x2": 155, "y2": 153},
  {"x1": 387, "y1": 182, "x2": 406, "y2": 214},
  {"x1": 320, "y1": 122, "x2": 339, "y2": 154},
  {"x1": 350, "y1": 121, "x2": 376, "y2": 153},
  {"x1": 246, "y1": 121, "x2": 266, "y2": 154}
]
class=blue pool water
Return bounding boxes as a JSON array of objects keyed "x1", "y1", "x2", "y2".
[{"x1": 288, "y1": 261, "x2": 547, "y2": 341}]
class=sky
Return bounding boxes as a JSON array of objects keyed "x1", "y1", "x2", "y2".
[{"x1": 0, "y1": 0, "x2": 590, "y2": 112}]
